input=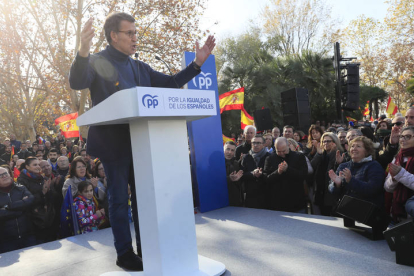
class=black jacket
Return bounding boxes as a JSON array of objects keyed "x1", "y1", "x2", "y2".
[
  {"x1": 235, "y1": 142, "x2": 251, "y2": 161},
  {"x1": 225, "y1": 158, "x2": 243, "y2": 207},
  {"x1": 240, "y1": 151, "x2": 269, "y2": 209},
  {"x1": 264, "y1": 151, "x2": 308, "y2": 212},
  {"x1": 0, "y1": 183, "x2": 34, "y2": 242}
]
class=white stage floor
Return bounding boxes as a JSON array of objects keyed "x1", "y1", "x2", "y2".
[{"x1": 0, "y1": 207, "x2": 412, "y2": 276}]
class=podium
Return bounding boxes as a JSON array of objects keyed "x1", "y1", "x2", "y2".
[{"x1": 77, "y1": 87, "x2": 226, "y2": 276}]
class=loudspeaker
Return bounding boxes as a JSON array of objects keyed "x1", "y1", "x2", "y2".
[
  {"x1": 383, "y1": 220, "x2": 414, "y2": 266},
  {"x1": 343, "y1": 64, "x2": 360, "y2": 110},
  {"x1": 281, "y1": 88, "x2": 311, "y2": 132},
  {"x1": 254, "y1": 108, "x2": 273, "y2": 132}
]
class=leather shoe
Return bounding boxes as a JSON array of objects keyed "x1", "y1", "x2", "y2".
[{"x1": 116, "y1": 249, "x2": 143, "y2": 271}]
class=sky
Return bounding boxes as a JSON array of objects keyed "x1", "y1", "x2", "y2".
[{"x1": 200, "y1": 0, "x2": 390, "y2": 40}]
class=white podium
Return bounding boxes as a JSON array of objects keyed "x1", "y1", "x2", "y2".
[{"x1": 77, "y1": 87, "x2": 226, "y2": 276}]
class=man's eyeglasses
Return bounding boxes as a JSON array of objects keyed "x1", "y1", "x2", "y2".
[
  {"x1": 0, "y1": 172, "x2": 9, "y2": 178},
  {"x1": 399, "y1": 134, "x2": 413, "y2": 140},
  {"x1": 391, "y1": 121, "x2": 404, "y2": 127},
  {"x1": 118, "y1": 30, "x2": 138, "y2": 38}
]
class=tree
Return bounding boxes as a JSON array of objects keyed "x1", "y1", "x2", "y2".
[{"x1": 261, "y1": 0, "x2": 339, "y2": 56}]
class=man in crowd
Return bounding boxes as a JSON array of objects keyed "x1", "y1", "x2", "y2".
[
  {"x1": 240, "y1": 135, "x2": 269, "y2": 209},
  {"x1": 283, "y1": 125, "x2": 294, "y2": 139},
  {"x1": 263, "y1": 133, "x2": 274, "y2": 153},
  {"x1": 9, "y1": 134, "x2": 21, "y2": 153},
  {"x1": 47, "y1": 148, "x2": 59, "y2": 172},
  {"x1": 337, "y1": 130, "x2": 347, "y2": 150},
  {"x1": 235, "y1": 125, "x2": 256, "y2": 160},
  {"x1": 35, "y1": 150, "x2": 44, "y2": 161},
  {"x1": 29, "y1": 142, "x2": 39, "y2": 157},
  {"x1": 264, "y1": 137, "x2": 308, "y2": 212},
  {"x1": 0, "y1": 145, "x2": 12, "y2": 165},
  {"x1": 223, "y1": 141, "x2": 243, "y2": 206},
  {"x1": 69, "y1": 12, "x2": 215, "y2": 270},
  {"x1": 391, "y1": 116, "x2": 405, "y2": 134},
  {"x1": 272, "y1": 127, "x2": 280, "y2": 140},
  {"x1": 17, "y1": 143, "x2": 31, "y2": 160},
  {"x1": 405, "y1": 107, "x2": 414, "y2": 126}
]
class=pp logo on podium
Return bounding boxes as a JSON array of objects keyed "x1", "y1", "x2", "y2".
[
  {"x1": 192, "y1": 72, "x2": 212, "y2": 89},
  {"x1": 142, "y1": 94, "x2": 159, "y2": 108}
]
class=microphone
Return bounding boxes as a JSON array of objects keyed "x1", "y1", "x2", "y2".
[{"x1": 155, "y1": 55, "x2": 179, "y2": 88}]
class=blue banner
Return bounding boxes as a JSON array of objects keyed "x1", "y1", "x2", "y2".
[{"x1": 182, "y1": 52, "x2": 229, "y2": 212}]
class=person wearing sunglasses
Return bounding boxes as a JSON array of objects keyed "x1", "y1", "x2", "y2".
[
  {"x1": 391, "y1": 116, "x2": 405, "y2": 133},
  {"x1": 384, "y1": 126, "x2": 414, "y2": 224}
]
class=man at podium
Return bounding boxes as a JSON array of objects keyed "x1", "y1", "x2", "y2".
[{"x1": 69, "y1": 12, "x2": 215, "y2": 271}]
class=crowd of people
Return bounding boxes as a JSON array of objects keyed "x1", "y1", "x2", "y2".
[
  {"x1": 2, "y1": 108, "x2": 414, "y2": 254},
  {"x1": 0, "y1": 133, "x2": 112, "y2": 253},
  {"x1": 224, "y1": 108, "x2": 414, "y2": 237}
]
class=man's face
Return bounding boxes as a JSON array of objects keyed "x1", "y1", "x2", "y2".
[
  {"x1": 0, "y1": 168, "x2": 12, "y2": 188},
  {"x1": 40, "y1": 161, "x2": 52, "y2": 176},
  {"x1": 272, "y1": 128, "x2": 280, "y2": 139},
  {"x1": 57, "y1": 157, "x2": 69, "y2": 169},
  {"x1": 111, "y1": 20, "x2": 137, "y2": 56},
  {"x1": 26, "y1": 140, "x2": 31, "y2": 147},
  {"x1": 251, "y1": 137, "x2": 264, "y2": 153},
  {"x1": 21, "y1": 144, "x2": 27, "y2": 151},
  {"x1": 346, "y1": 131, "x2": 359, "y2": 143},
  {"x1": 283, "y1": 128, "x2": 293, "y2": 139},
  {"x1": 4, "y1": 140, "x2": 10, "y2": 147},
  {"x1": 66, "y1": 140, "x2": 71, "y2": 147},
  {"x1": 45, "y1": 141, "x2": 51, "y2": 148},
  {"x1": 224, "y1": 144, "x2": 236, "y2": 160},
  {"x1": 12, "y1": 155, "x2": 18, "y2": 162},
  {"x1": 392, "y1": 117, "x2": 405, "y2": 133},
  {"x1": 10, "y1": 134, "x2": 16, "y2": 140},
  {"x1": 276, "y1": 141, "x2": 289, "y2": 158},
  {"x1": 33, "y1": 144, "x2": 38, "y2": 152},
  {"x1": 264, "y1": 136, "x2": 273, "y2": 148},
  {"x1": 39, "y1": 144, "x2": 44, "y2": 150},
  {"x1": 244, "y1": 127, "x2": 255, "y2": 143},
  {"x1": 405, "y1": 109, "x2": 414, "y2": 126},
  {"x1": 5, "y1": 145, "x2": 11, "y2": 153},
  {"x1": 48, "y1": 152, "x2": 58, "y2": 163},
  {"x1": 80, "y1": 151, "x2": 87, "y2": 161},
  {"x1": 338, "y1": 132, "x2": 347, "y2": 145}
]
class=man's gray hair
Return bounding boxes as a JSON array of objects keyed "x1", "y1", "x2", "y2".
[{"x1": 244, "y1": 125, "x2": 256, "y2": 134}]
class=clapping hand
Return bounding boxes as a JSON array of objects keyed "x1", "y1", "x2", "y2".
[
  {"x1": 336, "y1": 150, "x2": 345, "y2": 164},
  {"x1": 253, "y1": 168, "x2": 263, "y2": 178},
  {"x1": 328, "y1": 169, "x2": 341, "y2": 187},
  {"x1": 278, "y1": 161, "x2": 288, "y2": 174},
  {"x1": 230, "y1": 170, "x2": 243, "y2": 181},
  {"x1": 389, "y1": 163, "x2": 402, "y2": 177}
]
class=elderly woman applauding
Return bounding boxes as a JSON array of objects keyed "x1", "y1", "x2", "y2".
[
  {"x1": 384, "y1": 126, "x2": 414, "y2": 222},
  {"x1": 328, "y1": 136, "x2": 385, "y2": 210}
]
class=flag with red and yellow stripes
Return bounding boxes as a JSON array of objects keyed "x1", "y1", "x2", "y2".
[
  {"x1": 386, "y1": 96, "x2": 398, "y2": 117},
  {"x1": 55, "y1": 113, "x2": 80, "y2": 138},
  {"x1": 241, "y1": 107, "x2": 254, "y2": 130},
  {"x1": 219, "y1": 87, "x2": 244, "y2": 114}
]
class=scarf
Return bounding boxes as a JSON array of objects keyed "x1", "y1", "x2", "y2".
[
  {"x1": 249, "y1": 148, "x2": 267, "y2": 167},
  {"x1": 22, "y1": 169, "x2": 43, "y2": 180},
  {"x1": 392, "y1": 147, "x2": 414, "y2": 218}
]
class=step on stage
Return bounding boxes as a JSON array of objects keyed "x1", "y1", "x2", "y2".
[{"x1": 1, "y1": 207, "x2": 412, "y2": 276}]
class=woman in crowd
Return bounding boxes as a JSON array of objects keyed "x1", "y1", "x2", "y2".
[
  {"x1": 92, "y1": 160, "x2": 108, "y2": 214},
  {"x1": 293, "y1": 130, "x2": 306, "y2": 150},
  {"x1": 328, "y1": 136, "x2": 386, "y2": 221},
  {"x1": 74, "y1": 181, "x2": 105, "y2": 234},
  {"x1": 374, "y1": 120, "x2": 391, "y2": 147},
  {"x1": 17, "y1": 157, "x2": 55, "y2": 243},
  {"x1": 384, "y1": 126, "x2": 414, "y2": 223},
  {"x1": 62, "y1": 156, "x2": 98, "y2": 198},
  {"x1": 304, "y1": 125, "x2": 324, "y2": 161},
  {"x1": 0, "y1": 166, "x2": 35, "y2": 253},
  {"x1": 311, "y1": 132, "x2": 343, "y2": 216}
]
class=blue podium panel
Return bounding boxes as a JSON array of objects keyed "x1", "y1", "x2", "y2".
[{"x1": 182, "y1": 52, "x2": 229, "y2": 212}]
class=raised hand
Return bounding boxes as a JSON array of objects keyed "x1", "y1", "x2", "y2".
[
  {"x1": 79, "y1": 18, "x2": 95, "y2": 57},
  {"x1": 390, "y1": 126, "x2": 400, "y2": 145},
  {"x1": 91, "y1": 177, "x2": 99, "y2": 188},
  {"x1": 328, "y1": 169, "x2": 341, "y2": 187},
  {"x1": 195, "y1": 35, "x2": 216, "y2": 67},
  {"x1": 336, "y1": 150, "x2": 345, "y2": 164}
]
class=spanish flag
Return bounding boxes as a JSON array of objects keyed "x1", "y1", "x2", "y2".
[
  {"x1": 363, "y1": 101, "x2": 369, "y2": 116},
  {"x1": 346, "y1": 116, "x2": 357, "y2": 123},
  {"x1": 13, "y1": 166, "x2": 20, "y2": 182},
  {"x1": 241, "y1": 106, "x2": 254, "y2": 130},
  {"x1": 10, "y1": 146, "x2": 14, "y2": 161},
  {"x1": 219, "y1": 87, "x2": 244, "y2": 114},
  {"x1": 386, "y1": 96, "x2": 398, "y2": 117},
  {"x1": 222, "y1": 134, "x2": 234, "y2": 145},
  {"x1": 55, "y1": 113, "x2": 80, "y2": 138}
]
